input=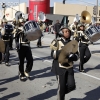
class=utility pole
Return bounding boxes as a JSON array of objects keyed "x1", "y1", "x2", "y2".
[
  {"x1": 19, "y1": 0, "x2": 20, "y2": 11},
  {"x1": 96, "y1": 0, "x2": 98, "y2": 22},
  {"x1": 86, "y1": 5, "x2": 87, "y2": 10}
]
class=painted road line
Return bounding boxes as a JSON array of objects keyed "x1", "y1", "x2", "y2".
[{"x1": 33, "y1": 55, "x2": 100, "y2": 81}]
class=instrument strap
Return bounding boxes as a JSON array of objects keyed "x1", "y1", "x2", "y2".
[{"x1": 55, "y1": 39, "x2": 59, "y2": 50}]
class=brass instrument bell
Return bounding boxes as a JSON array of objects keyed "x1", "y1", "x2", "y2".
[{"x1": 80, "y1": 10, "x2": 91, "y2": 24}]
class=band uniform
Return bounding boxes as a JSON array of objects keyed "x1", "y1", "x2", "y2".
[
  {"x1": 14, "y1": 18, "x2": 33, "y2": 81},
  {"x1": 51, "y1": 26, "x2": 79, "y2": 100},
  {"x1": 76, "y1": 23, "x2": 91, "y2": 72},
  {"x1": 0, "y1": 19, "x2": 13, "y2": 66}
]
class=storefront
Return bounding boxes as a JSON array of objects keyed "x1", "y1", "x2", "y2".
[{"x1": 29, "y1": 0, "x2": 50, "y2": 21}]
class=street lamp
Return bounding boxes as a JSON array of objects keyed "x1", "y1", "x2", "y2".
[
  {"x1": 2, "y1": 3, "x2": 6, "y2": 8},
  {"x1": 63, "y1": 0, "x2": 66, "y2": 4},
  {"x1": 2, "y1": 3, "x2": 6, "y2": 16}
]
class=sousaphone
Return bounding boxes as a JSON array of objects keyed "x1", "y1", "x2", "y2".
[
  {"x1": 15, "y1": 11, "x2": 23, "y2": 22},
  {"x1": 80, "y1": 10, "x2": 91, "y2": 24},
  {"x1": 38, "y1": 12, "x2": 46, "y2": 31},
  {"x1": 80, "y1": 10, "x2": 100, "y2": 42},
  {"x1": 38, "y1": 12, "x2": 46, "y2": 22}
]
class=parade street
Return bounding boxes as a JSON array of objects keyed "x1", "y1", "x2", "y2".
[{"x1": 0, "y1": 33, "x2": 100, "y2": 100}]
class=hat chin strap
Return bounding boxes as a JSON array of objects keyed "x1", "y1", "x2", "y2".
[{"x1": 62, "y1": 35, "x2": 70, "y2": 40}]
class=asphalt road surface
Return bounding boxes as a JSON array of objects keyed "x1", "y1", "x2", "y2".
[{"x1": 0, "y1": 33, "x2": 100, "y2": 100}]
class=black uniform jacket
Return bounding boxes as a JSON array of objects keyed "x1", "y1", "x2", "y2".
[
  {"x1": 77, "y1": 31, "x2": 90, "y2": 47},
  {"x1": 51, "y1": 38, "x2": 79, "y2": 75},
  {"x1": 14, "y1": 27, "x2": 30, "y2": 49}
]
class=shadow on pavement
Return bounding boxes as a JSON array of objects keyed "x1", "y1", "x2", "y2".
[
  {"x1": 70, "y1": 86, "x2": 100, "y2": 100},
  {"x1": 92, "y1": 43, "x2": 100, "y2": 45},
  {"x1": 28, "y1": 89, "x2": 57, "y2": 100},
  {"x1": 31, "y1": 46, "x2": 50, "y2": 50},
  {"x1": 85, "y1": 64, "x2": 100, "y2": 73},
  {"x1": 30, "y1": 67, "x2": 55, "y2": 80},
  {"x1": 0, "y1": 76, "x2": 18, "y2": 85},
  {"x1": 0, "y1": 88, "x2": 8, "y2": 92},
  {"x1": 0, "y1": 92, "x2": 20, "y2": 100},
  {"x1": 33, "y1": 55, "x2": 52, "y2": 61},
  {"x1": 91, "y1": 50, "x2": 100, "y2": 54}
]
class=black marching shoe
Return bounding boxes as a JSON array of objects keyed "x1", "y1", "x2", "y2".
[
  {"x1": 24, "y1": 71, "x2": 31, "y2": 80},
  {"x1": 19, "y1": 73, "x2": 27, "y2": 82},
  {"x1": 5, "y1": 62, "x2": 11, "y2": 66},
  {"x1": 79, "y1": 64, "x2": 85, "y2": 73},
  {"x1": 79, "y1": 70, "x2": 85, "y2": 72},
  {"x1": 37, "y1": 43, "x2": 39, "y2": 47},
  {"x1": 37, "y1": 45, "x2": 42, "y2": 48}
]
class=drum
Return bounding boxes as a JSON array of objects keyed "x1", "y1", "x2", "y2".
[
  {"x1": 85, "y1": 25, "x2": 100, "y2": 42},
  {"x1": 24, "y1": 20, "x2": 42, "y2": 41}
]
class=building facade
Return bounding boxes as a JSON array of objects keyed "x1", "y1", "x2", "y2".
[
  {"x1": 54, "y1": 2, "x2": 100, "y2": 24},
  {"x1": 0, "y1": 3, "x2": 27, "y2": 21},
  {"x1": 29, "y1": 0, "x2": 50, "y2": 21}
]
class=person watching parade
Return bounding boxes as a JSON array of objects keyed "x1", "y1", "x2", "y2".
[{"x1": 54, "y1": 20, "x2": 61, "y2": 39}]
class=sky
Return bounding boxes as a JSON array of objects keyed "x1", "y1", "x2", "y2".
[
  {"x1": 50, "y1": 0, "x2": 98, "y2": 7},
  {"x1": 0, "y1": 0, "x2": 99, "y2": 19},
  {"x1": 0, "y1": 0, "x2": 99, "y2": 8}
]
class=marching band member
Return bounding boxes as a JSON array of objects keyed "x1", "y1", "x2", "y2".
[
  {"x1": 77, "y1": 23, "x2": 91, "y2": 72},
  {"x1": 0, "y1": 18, "x2": 13, "y2": 66},
  {"x1": 0, "y1": 21, "x2": 4, "y2": 64},
  {"x1": 70, "y1": 17, "x2": 79, "y2": 40},
  {"x1": 15, "y1": 18, "x2": 33, "y2": 81},
  {"x1": 37, "y1": 21, "x2": 45, "y2": 47},
  {"x1": 37, "y1": 21, "x2": 42, "y2": 47},
  {"x1": 9, "y1": 19, "x2": 15, "y2": 50},
  {"x1": 9, "y1": 19, "x2": 17, "y2": 50},
  {"x1": 12, "y1": 18, "x2": 19, "y2": 49},
  {"x1": 51, "y1": 25, "x2": 79, "y2": 100}
]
